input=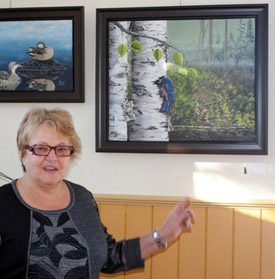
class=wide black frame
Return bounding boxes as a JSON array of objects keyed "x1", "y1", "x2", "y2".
[
  {"x1": 96, "y1": 4, "x2": 268, "y2": 154},
  {"x1": 0, "y1": 6, "x2": 84, "y2": 102}
]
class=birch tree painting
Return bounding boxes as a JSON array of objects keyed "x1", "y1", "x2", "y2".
[
  {"x1": 108, "y1": 20, "x2": 170, "y2": 142},
  {"x1": 108, "y1": 22, "x2": 129, "y2": 141},
  {"x1": 129, "y1": 21, "x2": 168, "y2": 141},
  {"x1": 108, "y1": 17, "x2": 257, "y2": 143}
]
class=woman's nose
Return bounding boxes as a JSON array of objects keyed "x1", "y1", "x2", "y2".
[{"x1": 46, "y1": 148, "x2": 58, "y2": 160}]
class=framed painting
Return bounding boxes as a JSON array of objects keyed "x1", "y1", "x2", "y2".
[
  {"x1": 96, "y1": 4, "x2": 268, "y2": 154},
  {"x1": 0, "y1": 6, "x2": 84, "y2": 102}
]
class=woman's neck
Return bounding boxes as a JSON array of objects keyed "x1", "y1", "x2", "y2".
[{"x1": 16, "y1": 176, "x2": 70, "y2": 211}]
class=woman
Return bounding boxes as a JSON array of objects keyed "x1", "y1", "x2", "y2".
[{"x1": 0, "y1": 108, "x2": 194, "y2": 279}]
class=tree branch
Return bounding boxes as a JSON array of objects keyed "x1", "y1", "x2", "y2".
[{"x1": 112, "y1": 21, "x2": 185, "y2": 58}]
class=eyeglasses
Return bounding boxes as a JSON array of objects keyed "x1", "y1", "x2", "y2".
[{"x1": 25, "y1": 144, "x2": 74, "y2": 157}]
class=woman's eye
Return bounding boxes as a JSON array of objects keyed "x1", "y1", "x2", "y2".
[
  {"x1": 57, "y1": 147, "x2": 68, "y2": 152},
  {"x1": 34, "y1": 146, "x2": 49, "y2": 154},
  {"x1": 37, "y1": 146, "x2": 48, "y2": 151}
]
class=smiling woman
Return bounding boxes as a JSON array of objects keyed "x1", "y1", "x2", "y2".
[
  {"x1": 0, "y1": 107, "x2": 195, "y2": 279},
  {"x1": 17, "y1": 123, "x2": 74, "y2": 208}
]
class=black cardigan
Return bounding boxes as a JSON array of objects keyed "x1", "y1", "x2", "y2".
[{"x1": 0, "y1": 180, "x2": 144, "y2": 279}]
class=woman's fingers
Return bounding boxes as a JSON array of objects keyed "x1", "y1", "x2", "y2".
[
  {"x1": 182, "y1": 209, "x2": 195, "y2": 230},
  {"x1": 187, "y1": 209, "x2": 195, "y2": 224},
  {"x1": 181, "y1": 198, "x2": 190, "y2": 210}
]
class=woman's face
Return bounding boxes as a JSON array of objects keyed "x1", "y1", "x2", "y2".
[{"x1": 21, "y1": 124, "x2": 72, "y2": 188}]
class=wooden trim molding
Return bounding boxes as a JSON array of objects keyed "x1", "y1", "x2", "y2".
[{"x1": 94, "y1": 193, "x2": 275, "y2": 208}]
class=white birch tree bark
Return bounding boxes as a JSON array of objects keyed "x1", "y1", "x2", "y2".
[
  {"x1": 129, "y1": 20, "x2": 168, "y2": 141},
  {"x1": 108, "y1": 21, "x2": 130, "y2": 141}
]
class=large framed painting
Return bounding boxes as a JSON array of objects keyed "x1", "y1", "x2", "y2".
[
  {"x1": 0, "y1": 6, "x2": 84, "y2": 102},
  {"x1": 96, "y1": 4, "x2": 268, "y2": 154}
]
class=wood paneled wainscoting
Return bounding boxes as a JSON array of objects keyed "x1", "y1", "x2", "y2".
[{"x1": 94, "y1": 194, "x2": 275, "y2": 279}]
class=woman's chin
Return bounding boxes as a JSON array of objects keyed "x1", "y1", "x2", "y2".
[{"x1": 39, "y1": 175, "x2": 63, "y2": 187}]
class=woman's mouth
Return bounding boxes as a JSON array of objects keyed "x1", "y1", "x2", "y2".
[{"x1": 43, "y1": 166, "x2": 58, "y2": 171}]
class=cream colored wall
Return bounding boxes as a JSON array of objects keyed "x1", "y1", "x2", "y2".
[{"x1": 0, "y1": 0, "x2": 274, "y2": 204}]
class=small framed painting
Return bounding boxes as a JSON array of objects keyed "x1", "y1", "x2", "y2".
[{"x1": 0, "y1": 6, "x2": 84, "y2": 102}]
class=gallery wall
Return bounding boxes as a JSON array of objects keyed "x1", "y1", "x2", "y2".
[{"x1": 0, "y1": 0, "x2": 273, "y2": 204}]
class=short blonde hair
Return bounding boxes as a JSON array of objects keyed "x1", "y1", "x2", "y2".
[{"x1": 17, "y1": 108, "x2": 82, "y2": 171}]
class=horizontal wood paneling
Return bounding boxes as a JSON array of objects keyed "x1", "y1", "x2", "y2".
[{"x1": 96, "y1": 195, "x2": 275, "y2": 279}]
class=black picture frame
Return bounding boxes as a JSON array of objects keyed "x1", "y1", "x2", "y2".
[
  {"x1": 96, "y1": 4, "x2": 268, "y2": 154},
  {"x1": 0, "y1": 6, "x2": 84, "y2": 102}
]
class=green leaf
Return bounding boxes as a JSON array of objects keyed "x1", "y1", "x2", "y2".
[
  {"x1": 131, "y1": 40, "x2": 142, "y2": 53},
  {"x1": 188, "y1": 68, "x2": 198, "y2": 79},
  {"x1": 178, "y1": 67, "x2": 188, "y2": 76},
  {"x1": 118, "y1": 44, "x2": 128, "y2": 57},
  {"x1": 174, "y1": 52, "x2": 184, "y2": 67},
  {"x1": 153, "y1": 48, "x2": 163, "y2": 62}
]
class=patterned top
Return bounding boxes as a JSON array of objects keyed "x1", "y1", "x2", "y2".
[
  {"x1": 0, "y1": 180, "x2": 144, "y2": 279},
  {"x1": 29, "y1": 211, "x2": 89, "y2": 278}
]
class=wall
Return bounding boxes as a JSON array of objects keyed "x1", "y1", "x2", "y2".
[{"x1": 0, "y1": 0, "x2": 274, "y2": 205}]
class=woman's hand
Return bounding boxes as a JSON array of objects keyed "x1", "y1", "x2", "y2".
[
  {"x1": 140, "y1": 198, "x2": 195, "y2": 259},
  {"x1": 158, "y1": 198, "x2": 195, "y2": 246}
]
